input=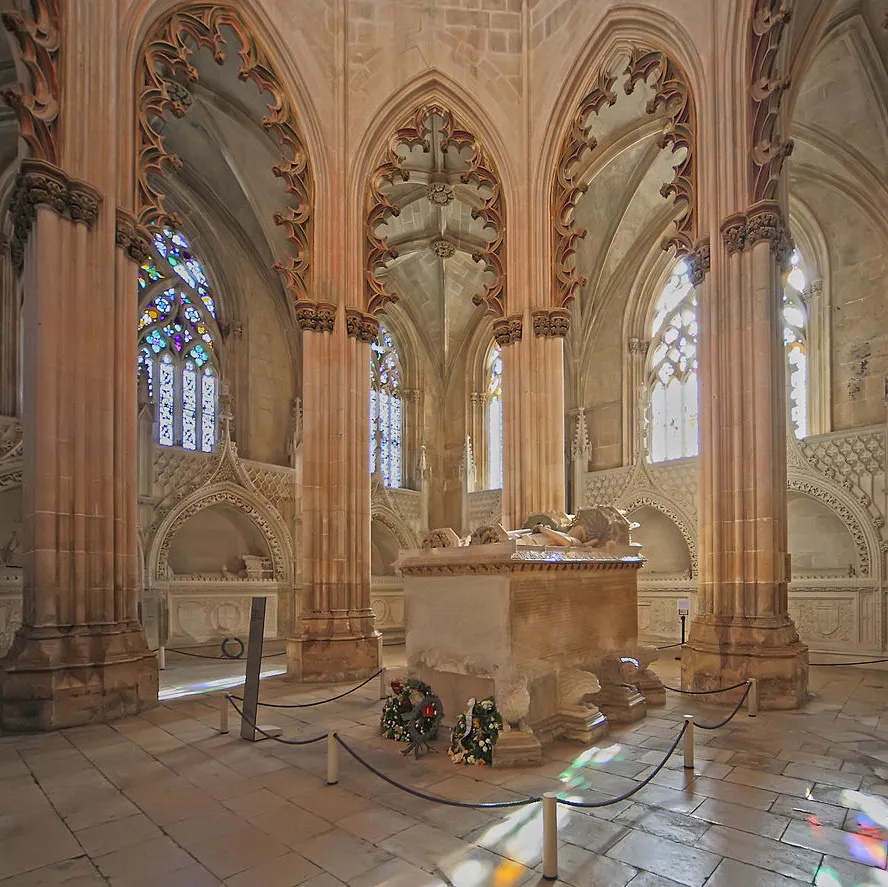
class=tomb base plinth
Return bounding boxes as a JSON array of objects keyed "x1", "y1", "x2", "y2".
[
  {"x1": 635, "y1": 673, "x2": 667, "y2": 707},
  {"x1": 494, "y1": 730, "x2": 543, "y2": 767},
  {"x1": 399, "y1": 541, "x2": 644, "y2": 744},
  {"x1": 592, "y1": 687, "x2": 647, "y2": 724},
  {"x1": 288, "y1": 611, "x2": 380, "y2": 683},
  {"x1": 0, "y1": 624, "x2": 158, "y2": 731},
  {"x1": 682, "y1": 615, "x2": 808, "y2": 710}
]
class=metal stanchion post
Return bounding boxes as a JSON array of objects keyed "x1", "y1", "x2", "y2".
[
  {"x1": 683, "y1": 715, "x2": 694, "y2": 770},
  {"x1": 220, "y1": 695, "x2": 229, "y2": 734},
  {"x1": 158, "y1": 646, "x2": 166, "y2": 670},
  {"x1": 379, "y1": 666, "x2": 387, "y2": 700},
  {"x1": 326, "y1": 732, "x2": 338, "y2": 785},
  {"x1": 542, "y1": 792, "x2": 558, "y2": 880},
  {"x1": 748, "y1": 678, "x2": 758, "y2": 717}
]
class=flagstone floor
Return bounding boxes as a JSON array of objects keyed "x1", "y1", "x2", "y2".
[{"x1": 2, "y1": 651, "x2": 888, "y2": 887}]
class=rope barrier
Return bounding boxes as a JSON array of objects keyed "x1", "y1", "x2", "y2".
[
  {"x1": 656, "y1": 642, "x2": 684, "y2": 650},
  {"x1": 333, "y1": 734, "x2": 540, "y2": 809},
  {"x1": 150, "y1": 646, "x2": 286, "y2": 661},
  {"x1": 556, "y1": 721, "x2": 687, "y2": 808},
  {"x1": 810, "y1": 658, "x2": 888, "y2": 667},
  {"x1": 227, "y1": 669, "x2": 383, "y2": 709},
  {"x1": 694, "y1": 682, "x2": 752, "y2": 730},
  {"x1": 662, "y1": 680, "x2": 749, "y2": 695},
  {"x1": 225, "y1": 695, "x2": 326, "y2": 746}
]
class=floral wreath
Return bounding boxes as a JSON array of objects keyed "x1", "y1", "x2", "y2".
[
  {"x1": 380, "y1": 679, "x2": 443, "y2": 742},
  {"x1": 449, "y1": 696, "x2": 503, "y2": 766}
]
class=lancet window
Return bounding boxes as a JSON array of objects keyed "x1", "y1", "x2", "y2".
[
  {"x1": 486, "y1": 343, "x2": 504, "y2": 489},
  {"x1": 370, "y1": 325, "x2": 403, "y2": 488},
  {"x1": 784, "y1": 249, "x2": 808, "y2": 440},
  {"x1": 137, "y1": 227, "x2": 219, "y2": 453},
  {"x1": 647, "y1": 262, "x2": 699, "y2": 463}
]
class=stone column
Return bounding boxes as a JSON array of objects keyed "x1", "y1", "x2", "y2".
[
  {"x1": 682, "y1": 208, "x2": 808, "y2": 708},
  {"x1": 624, "y1": 338, "x2": 650, "y2": 463},
  {"x1": 500, "y1": 309, "x2": 568, "y2": 529},
  {"x1": 0, "y1": 234, "x2": 18, "y2": 416},
  {"x1": 287, "y1": 304, "x2": 380, "y2": 681},
  {"x1": 0, "y1": 0, "x2": 157, "y2": 729}
]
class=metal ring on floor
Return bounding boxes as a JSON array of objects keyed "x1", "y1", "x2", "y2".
[{"x1": 220, "y1": 636, "x2": 246, "y2": 659}]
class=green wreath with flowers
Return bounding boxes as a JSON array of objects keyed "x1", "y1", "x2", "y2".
[
  {"x1": 380, "y1": 679, "x2": 443, "y2": 742},
  {"x1": 449, "y1": 697, "x2": 503, "y2": 766}
]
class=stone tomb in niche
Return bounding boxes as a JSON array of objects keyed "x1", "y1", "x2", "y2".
[{"x1": 398, "y1": 512, "x2": 658, "y2": 765}]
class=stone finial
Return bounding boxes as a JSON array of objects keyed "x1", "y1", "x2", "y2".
[
  {"x1": 469, "y1": 523, "x2": 509, "y2": 545},
  {"x1": 421, "y1": 527, "x2": 461, "y2": 549}
]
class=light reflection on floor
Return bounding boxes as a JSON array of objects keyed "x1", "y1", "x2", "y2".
[{"x1": 158, "y1": 665, "x2": 286, "y2": 701}]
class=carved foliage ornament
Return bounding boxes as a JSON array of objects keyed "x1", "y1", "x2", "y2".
[
  {"x1": 493, "y1": 313, "x2": 523, "y2": 347},
  {"x1": 531, "y1": 308, "x2": 571, "y2": 338},
  {"x1": 1, "y1": 0, "x2": 60, "y2": 164},
  {"x1": 115, "y1": 208, "x2": 153, "y2": 264},
  {"x1": 365, "y1": 103, "x2": 506, "y2": 317},
  {"x1": 719, "y1": 201, "x2": 793, "y2": 268},
  {"x1": 553, "y1": 48, "x2": 698, "y2": 309},
  {"x1": 9, "y1": 159, "x2": 101, "y2": 270},
  {"x1": 137, "y1": 5, "x2": 312, "y2": 302},
  {"x1": 295, "y1": 300, "x2": 335, "y2": 333},
  {"x1": 345, "y1": 308, "x2": 380, "y2": 344},
  {"x1": 750, "y1": 0, "x2": 793, "y2": 202}
]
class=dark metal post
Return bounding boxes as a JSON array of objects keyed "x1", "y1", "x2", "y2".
[{"x1": 240, "y1": 597, "x2": 267, "y2": 741}]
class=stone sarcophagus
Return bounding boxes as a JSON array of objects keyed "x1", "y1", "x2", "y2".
[{"x1": 397, "y1": 509, "x2": 652, "y2": 762}]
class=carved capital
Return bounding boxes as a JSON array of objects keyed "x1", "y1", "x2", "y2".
[
  {"x1": 531, "y1": 308, "x2": 571, "y2": 338},
  {"x1": 685, "y1": 237, "x2": 711, "y2": 285},
  {"x1": 115, "y1": 208, "x2": 152, "y2": 264},
  {"x1": 720, "y1": 213, "x2": 748, "y2": 255},
  {"x1": 628, "y1": 337, "x2": 650, "y2": 356},
  {"x1": 9, "y1": 159, "x2": 103, "y2": 271},
  {"x1": 345, "y1": 308, "x2": 379, "y2": 343},
  {"x1": 296, "y1": 300, "x2": 336, "y2": 333},
  {"x1": 493, "y1": 313, "x2": 523, "y2": 347}
]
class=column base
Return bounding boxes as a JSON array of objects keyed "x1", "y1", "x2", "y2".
[
  {"x1": 0, "y1": 623, "x2": 158, "y2": 731},
  {"x1": 681, "y1": 616, "x2": 808, "y2": 710},
  {"x1": 287, "y1": 626, "x2": 381, "y2": 683}
]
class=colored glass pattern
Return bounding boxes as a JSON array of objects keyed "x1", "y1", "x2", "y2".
[
  {"x1": 487, "y1": 344, "x2": 503, "y2": 489},
  {"x1": 648, "y1": 262, "x2": 699, "y2": 463},
  {"x1": 784, "y1": 249, "x2": 808, "y2": 440},
  {"x1": 137, "y1": 227, "x2": 218, "y2": 452},
  {"x1": 369, "y1": 326, "x2": 403, "y2": 487}
]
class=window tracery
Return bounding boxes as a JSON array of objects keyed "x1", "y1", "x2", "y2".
[
  {"x1": 647, "y1": 262, "x2": 699, "y2": 463},
  {"x1": 370, "y1": 325, "x2": 403, "y2": 488},
  {"x1": 137, "y1": 227, "x2": 219, "y2": 453},
  {"x1": 784, "y1": 249, "x2": 808, "y2": 440},
  {"x1": 486, "y1": 343, "x2": 503, "y2": 489}
]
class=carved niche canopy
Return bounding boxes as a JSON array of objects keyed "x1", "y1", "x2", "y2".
[
  {"x1": 136, "y1": 5, "x2": 313, "y2": 302},
  {"x1": 1, "y1": 0, "x2": 60, "y2": 164},
  {"x1": 750, "y1": 0, "x2": 793, "y2": 203},
  {"x1": 552, "y1": 48, "x2": 699, "y2": 310},
  {"x1": 364, "y1": 103, "x2": 506, "y2": 318}
]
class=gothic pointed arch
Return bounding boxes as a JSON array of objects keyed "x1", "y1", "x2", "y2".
[
  {"x1": 362, "y1": 101, "x2": 507, "y2": 320},
  {"x1": 619, "y1": 490, "x2": 698, "y2": 577},
  {"x1": 133, "y1": 3, "x2": 314, "y2": 304}
]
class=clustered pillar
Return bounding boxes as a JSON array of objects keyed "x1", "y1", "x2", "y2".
[{"x1": 287, "y1": 304, "x2": 380, "y2": 682}]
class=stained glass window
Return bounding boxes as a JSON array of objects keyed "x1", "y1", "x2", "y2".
[
  {"x1": 138, "y1": 227, "x2": 219, "y2": 452},
  {"x1": 784, "y1": 249, "x2": 808, "y2": 440},
  {"x1": 369, "y1": 325, "x2": 403, "y2": 488},
  {"x1": 648, "y1": 262, "x2": 699, "y2": 463},
  {"x1": 486, "y1": 343, "x2": 503, "y2": 489}
]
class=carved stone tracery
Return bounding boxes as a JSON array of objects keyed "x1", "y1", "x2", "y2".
[
  {"x1": 136, "y1": 5, "x2": 312, "y2": 302},
  {"x1": 1, "y1": 0, "x2": 60, "y2": 164},
  {"x1": 750, "y1": 0, "x2": 794, "y2": 202},
  {"x1": 365, "y1": 103, "x2": 506, "y2": 317},
  {"x1": 553, "y1": 48, "x2": 698, "y2": 309}
]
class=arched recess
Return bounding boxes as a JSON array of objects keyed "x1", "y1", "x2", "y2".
[
  {"x1": 619, "y1": 491, "x2": 698, "y2": 577},
  {"x1": 148, "y1": 481, "x2": 294, "y2": 583},
  {"x1": 550, "y1": 46, "x2": 700, "y2": 315},
  {"x1": 786, "y1": 471, "x2": 880, "y2": 581},
  {"x1": 133, "y1": 3, "x2": 314, "y2": 310},
  {"x1": 370, "y1": 506, "x2": 418, "y2": 574}
]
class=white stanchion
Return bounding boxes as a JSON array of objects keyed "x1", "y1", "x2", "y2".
[
  {"x1": 220, "y1": 695, "x2": 229, "y2": 734},
  {"x1": 683, "y1": 715, "x2": 694, "y2": 770},
  {"x1": 326, "y1": 732, "x2": 338, "y2": 785},
  {"x1": 748, "y1": 678, "x2": 758, "y2": 717},
  {"x1": 542, "y1": 792, "x2": 558, "y2": 880},
  {"x1": 157, "y1": 646, "x2": 166, "y2": 670},
  {"x1": 379, "y1": 666, "x2": 388, "y2": 700}
]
